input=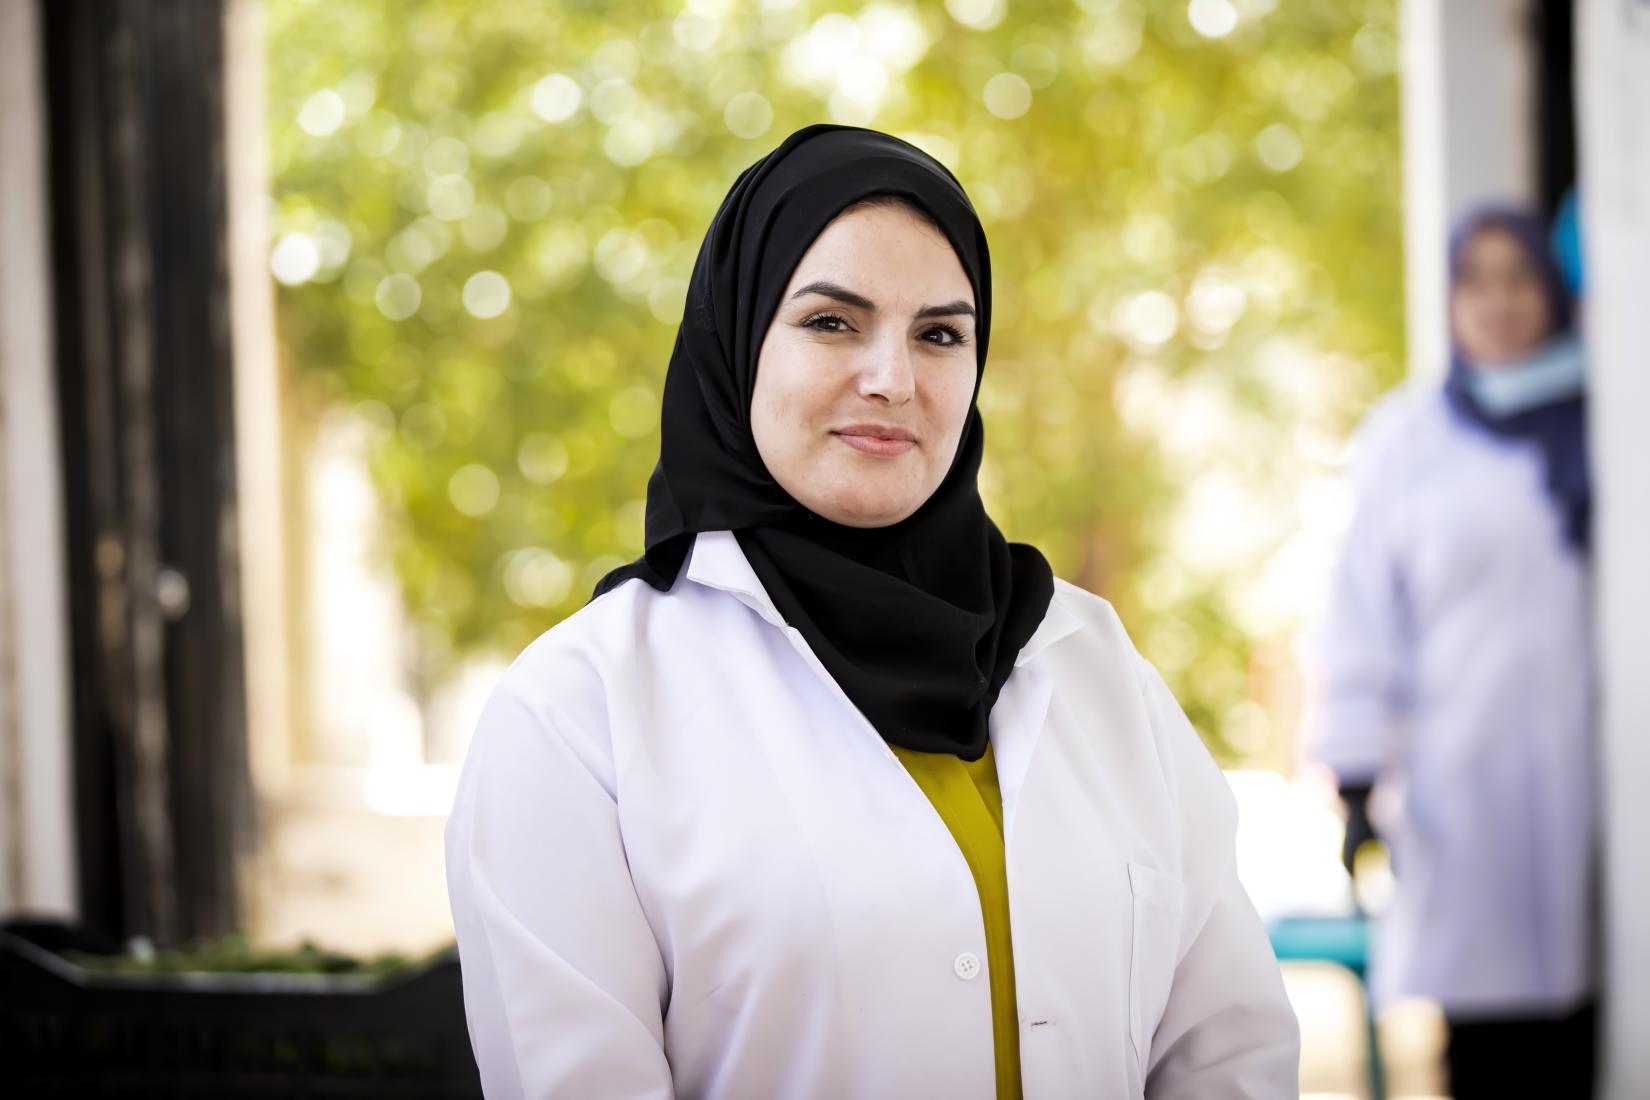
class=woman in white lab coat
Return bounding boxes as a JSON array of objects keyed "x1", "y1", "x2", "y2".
[
  {"x1": 444, "y1": 124, "x2": 1299, "y2": 1100},
  {"x1": 1315, "y1": 205, "x2": 1595, "y2": 1099}
]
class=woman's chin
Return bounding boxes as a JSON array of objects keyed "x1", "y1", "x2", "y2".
[{"x1": 808, "y1": 485, "x2": 928, "y2": 529}]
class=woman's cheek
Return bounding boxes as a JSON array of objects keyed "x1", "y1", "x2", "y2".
[{"x1": 948, "y1": 368, "x2": 976, "y2": 432}]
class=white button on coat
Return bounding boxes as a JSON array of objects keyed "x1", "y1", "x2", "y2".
[
  {"x1": 445, "y1": 530, "x2": 1300, "y2": 1099},
  {"x1": 954, "y1": 952, "x2": 982, "y2": 980}
]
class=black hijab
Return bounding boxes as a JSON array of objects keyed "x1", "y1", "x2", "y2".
[{"x1": 594, "y1": 124, "x2": 1054, "y2": 761}]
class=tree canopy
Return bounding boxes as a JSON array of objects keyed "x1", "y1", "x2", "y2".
[{"x1": 267, "y1": 0, "x2": 1403, "y2": 761}]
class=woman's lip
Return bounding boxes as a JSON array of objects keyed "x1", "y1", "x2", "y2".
[{"x1": 833, "y1": 430, "x2": 916, "y2": 457}]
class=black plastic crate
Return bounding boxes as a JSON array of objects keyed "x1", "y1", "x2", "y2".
[{"x1": 0, "y1": 923, "x2": 482, "y2": 1098}]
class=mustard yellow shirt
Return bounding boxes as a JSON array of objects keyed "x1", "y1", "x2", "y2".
[{"x1": 891, "y1": 741, "x2": 1022, "y2": 1100}]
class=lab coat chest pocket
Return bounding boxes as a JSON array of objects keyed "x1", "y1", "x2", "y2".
[{"x1": 1126, "y1": 861, "x2": 1184, "y2": 1077}]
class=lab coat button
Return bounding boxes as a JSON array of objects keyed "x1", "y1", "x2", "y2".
[{"x1": 953, "y1": 952, "x2": 981, "y2": 980}]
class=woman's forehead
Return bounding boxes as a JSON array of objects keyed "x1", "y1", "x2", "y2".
[
  {"x1": 784, "y1": 204, "x2": 974, "y2": 303},
  {"x1": 1458, "y1": 225, "x2": 1538, "y2": 272}
]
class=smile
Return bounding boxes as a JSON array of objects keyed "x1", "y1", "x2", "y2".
[{"x1": 832, "y1": 425, "x2": 916, "y2": 457}]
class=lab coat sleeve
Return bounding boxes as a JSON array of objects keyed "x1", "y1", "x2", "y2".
[
  {"x1": 1135, "y1": 656, "x2": 1302, "y2": 1099},
  {"x1": 1314, "y1": 416, "x2": 1413, "y2": 785},
  {"x1": 443, "y1": 676, "x2": 674, "y2": 1100}
]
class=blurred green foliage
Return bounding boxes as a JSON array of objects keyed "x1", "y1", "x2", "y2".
[{"x1": 267, "y1": 0, "x2": 1402, "y2": 762}]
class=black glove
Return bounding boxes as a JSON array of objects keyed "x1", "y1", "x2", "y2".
[{"x1": 1338, "y1": 782, "x2": 1377, "y2": 879}]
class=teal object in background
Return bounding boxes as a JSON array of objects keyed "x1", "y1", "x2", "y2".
[
  {"x1": 1270, "y1": 913, "x2": 1371, "y2": 977},
  {"x1": 1552, "y1": 188, "x2": 1585, "y2": 299}
]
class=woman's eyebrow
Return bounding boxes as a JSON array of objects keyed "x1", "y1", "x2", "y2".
[
  {"x1": 789, "y1": 280, "x2": 876, "y2": 311},
  {"x1": 914, "y1": 300, "x2": 976, "y2": 321},
  {"x1": 789, "y1": 280, "x2": 976, "y2": 321}
]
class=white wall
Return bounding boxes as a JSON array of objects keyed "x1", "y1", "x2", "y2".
[
  {"x1": 1400, "y1": 0, "x2": 1537, "y2": 378},
  {"x1": 1577, "y1": 4, "x2": 1650, "y2": 1096},
  {"x1": 0, "y1": 0, "x2": 78, "y2": 921},
  {"x1": 225, "y1": 0, "x2": 294, "y2": 805}
]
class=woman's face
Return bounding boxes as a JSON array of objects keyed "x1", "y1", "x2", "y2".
[
  {"x1": 752, "y1": 203, "x2": 979, "y2": 528},
  {"x1": 1450, "y1": 226, "x2": 1554, "y2": 367}
]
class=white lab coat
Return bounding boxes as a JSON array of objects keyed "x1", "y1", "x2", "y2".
[
  {"x1": 1314, "y1": 387, "x2": 1597, "y2": 1015},
  {"x1": 444, "y1": 529, "x2": 1300, "y2": 1099}
]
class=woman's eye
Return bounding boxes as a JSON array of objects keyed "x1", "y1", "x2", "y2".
[
  {"x1": 801, "y1": 312, "x2": 851, "y2": 333},
  {"x1": 921, "y1": 323, "x2": 968, "y2": 347}
]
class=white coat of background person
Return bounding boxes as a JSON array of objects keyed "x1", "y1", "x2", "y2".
[
  {"x1": 444, "y1": 126, "x2": 1300, "y2": 1100},
  {"x1": 1314, "y1": 205, "x2": 1595, "y2": 1097}
]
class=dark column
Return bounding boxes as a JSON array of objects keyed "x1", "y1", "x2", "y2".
[
  {"x1": 42, "y1": 0, "x2": 252, "y2": 948},
  {"x1": 1534, "y1": 0, "x2": 1577, "y2": 221}
]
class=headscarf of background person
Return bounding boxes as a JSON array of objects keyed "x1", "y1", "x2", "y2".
[
  {"x1": 594, "y1": 124, "x2": 1054, "y2": 761},
  {"x1": 1442, "y1": 204, "x2": 1590, "y2": 554}
]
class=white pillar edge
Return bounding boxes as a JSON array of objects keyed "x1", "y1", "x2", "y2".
[
  {"x1": 224, "y1": 0, "x2": 294, "y2": 810},
  {"x1": 1399, "y1": 0, "x2": 1449, "y2": 381},
  {"x1": 1576, "y1": 3, "x2": 1650, "y2": 1097},
  {"x1": 0, "y1": 0, "x2": 79, "y2": 921}
]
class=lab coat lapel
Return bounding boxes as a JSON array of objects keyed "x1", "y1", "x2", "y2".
[
  {"x1": 680, "y1": 530, "x2": 789, "y2": 630},
  {"x1": 993, "y1": 593, "x2": 1081, "y2": 837},
  {"x1": 685, "y1": 529, "x2": 1084, "y2": 804}
]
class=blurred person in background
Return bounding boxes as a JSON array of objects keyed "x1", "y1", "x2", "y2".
[
  {"x1": 443, "y1": 125, "x2": 1299, "y2": 1099},
  {"x1": 1315, "y1": 205, "x2": 1594, "y2": 1099}
]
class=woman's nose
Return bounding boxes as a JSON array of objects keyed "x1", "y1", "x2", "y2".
[{"x1": 856, "y1": 333, "x2": 915, "y2": 404}]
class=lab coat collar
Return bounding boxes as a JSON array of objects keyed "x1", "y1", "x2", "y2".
[{"x1": 681, "y1": 530, "x2": 1081, "y2": 669}]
